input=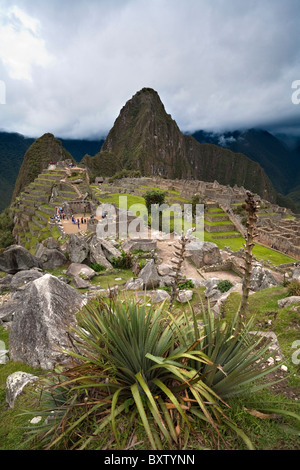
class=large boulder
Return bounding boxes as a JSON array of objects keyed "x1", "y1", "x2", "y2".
[
  {"x1": 66, "y1": 234, "x2": 89, "y2": 264},
  {"x1": 9, "y1": 274, "x2": 85, "y2": 369},
  {"x1": 249, "y1": 264, "x2": 279, "y2": 291},
  {"x1": 10, "y1": 269, "x2": 43, "y2": 292},
  {"x1": 150, "y1": 289, "x2": 171, "y2": 304},
  {"x1": 123, "y1": 278, "x2": 144, "y2": 290},
  {"x1": 0, "y1": 245, "x2": 42, "y2": 274},
  {"x1": 89, "y1": 237, "x2": 113, "y2": 269},
  {"x1": 97, "y1": 238, "x2": 121, "y2": 261},
  {"x1": 66, "y1": 263, "x2": 96, "y2": 280},
  {"x1": 35, "y1": 243, "x2": 66, "y2": 270},
  {"x1": 0, "y1": 274, "x2": 13, "y2": 293},
  {"x1": 138, "y1": 260, "x2": 160, "y2": 289},
  {"x1": 185, "y1": 240, "x2": 222, "y2": 268}
]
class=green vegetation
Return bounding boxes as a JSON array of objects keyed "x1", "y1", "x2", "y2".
[
  {"x1": 217, "y1": 279, "x2": 234, "y2": 293},
  {"x1": 12, "y1": 133, "x2": 74, "y2": 200},
  {"x1": 7, "y1": 297, "x2": 298, "y2": 451},
  {"x1": 0, "y1": 209, "x2": 14, "y2": 249}
]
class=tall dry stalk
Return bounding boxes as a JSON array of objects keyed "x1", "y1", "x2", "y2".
[
  {"x1": 239, "y1": 191, "x2": 259, "y2": 320},
  {"x1": 169, "y1": 229, "x2": 195, "y2": 310}
]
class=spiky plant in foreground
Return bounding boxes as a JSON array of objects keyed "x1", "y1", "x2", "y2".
[{"x1": 25, "y1": 297, "x2": 264, "y2": 451}]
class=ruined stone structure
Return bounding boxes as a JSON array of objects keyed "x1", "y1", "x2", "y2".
[{"x1": 257, "y1": 217, "x2": 300, "y2": 259}]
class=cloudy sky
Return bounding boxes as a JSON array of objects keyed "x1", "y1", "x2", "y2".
[{"x1": 0, "y1": 0, "x2": 300, "y2": 140}]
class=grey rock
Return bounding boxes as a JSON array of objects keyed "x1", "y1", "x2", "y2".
[
  {"x1": 292, "y1": 268, "x2": 300, "y2": 281},
  {"x1": 0, "y1": 245, "x2": 42, "y2": 274},
  {"x1": 124, "y1": 278, "x2": 144, "y2": 290},
  {"x1": 97, "y1": 238, "x2": 121, "y2": 261},
  {"x1": 0, "y1": 300, "x2": 19, "y2": 322},
  {"x1": 278, "y1": 296, "x2": 300, "y2": 308},
  {"x1": 186, "y1": 240, "x2": 222, "y2": 268},
  {"x1": 66, "y1": 234, "x2": 89, "y2": 264},
  {"x1": 9, "y1": 274, "x2": 85, "y2": 369},
  {"x1": 0, "y1": 274, "x2": 13, "y2": 292},
  {"x1": 200, "y1": 278, "x2": 222, "y2": 300},
  {"x1": 122, "y1": 239, "x2": 157, "y2": 253},
  {"x1": 177, "y1": 290, "x2": 193, "y2": 303},
  {"x1": 159, "y1": 275, "x2": 174, "y2": 287},
  {"x1": 249, "y1": 264, "x2": 279, "y2": 291},
  {"x1": 6, "y1": 371, "x2": 39, "y2": 408},
  {"x1": 89, "y1": 237, "x2": 113, "y2": 269},
  {"x1": 10, "y1": 269, "x2": 43, "y2": 292},
  {"x1": 157, "y1": 263, "x2": 173, "y2": 276},
  {"x1": 66, "y1": 263, "x2": 96, "y2": 280},
  {"x1": 150, "y1": 289, "x2": 170, "y2": 304},
  {"x1": 72, "y1": 276, "x2": 91, "y2": 289},
  {"x1": 138, "y1": 260, "x2": 160, "y2": 289},
  {"x1": 42, "y1": 237, "x2": 60, "y2": 250},
  {"x1": 35, "y1": 244, "x2": 66, "y2": 270}
]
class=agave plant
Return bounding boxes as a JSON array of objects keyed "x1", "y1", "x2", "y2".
[
  {"x1": 25, "y1": 296, "x2": 254, "y2": 451},
  {"x1": 168, "y1": 300, "x2": 284, "y2": 400}
]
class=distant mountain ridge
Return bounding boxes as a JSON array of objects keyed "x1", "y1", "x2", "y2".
[
  {"x1": 1, "y1": 87, "x2": 300, "y2": 212},
  {"x1": 191, "y1": 128, "x2": 300, "y2": 195}
]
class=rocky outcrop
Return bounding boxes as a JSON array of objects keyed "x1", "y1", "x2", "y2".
[
  {"x1": 249, "y1": 264, "x2": 279, "y2": 291},
  {"x1": 0, "y1": 245, "x2": 42, "y2": 274},
  {"x1": 88, "y1": 236, "x2": 113, "y2": 268},
  {"x1": 138, "y1": 260, "x2": 160, "y2": 289},
  {"x1": 9, "y1": 274, "x2": 85, "y2": 369},
  {"x1": 35, "y1": 237, "x2": 67, "y2": 270},
  {"x1": 65, "y1": 234, "x2": 89, "y2": 264}
]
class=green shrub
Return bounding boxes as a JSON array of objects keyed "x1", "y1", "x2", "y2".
[
  {"x1": 177, "y1": 279, "x2": 194, "y2": 290},
  {"x1": 287, "y1": 280, "x2": 300, "y2": 296},
  {"x1": 90, "y1": 263, "x2": 106, "y2": 272},
  {"x1": 217, "y1": 280, "x2": 234, "y2": 293},
  {"x1": 111, "y1": 249, "x2": 133, "y2": 269}
]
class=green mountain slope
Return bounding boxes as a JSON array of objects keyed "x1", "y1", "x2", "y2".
[{"x1": 12, "y1": 133, "x2": 74, "y2": 201}]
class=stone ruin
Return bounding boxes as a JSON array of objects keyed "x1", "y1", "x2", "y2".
[{"x1": 257, "y1": 216, "x2": 300, "y2": 259}]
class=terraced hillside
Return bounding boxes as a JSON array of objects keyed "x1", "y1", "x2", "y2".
[{"x1": 10, "y1": 166, "x2": 90, "y2": 252}]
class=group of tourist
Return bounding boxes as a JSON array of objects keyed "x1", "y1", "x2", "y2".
[{"x1": 71, "y1": 216, "x2": 87, "y2": 228}]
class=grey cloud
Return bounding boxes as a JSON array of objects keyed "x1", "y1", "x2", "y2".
[{"x1": 0, "y1": 0, "x2": 300, "y2": 139}]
